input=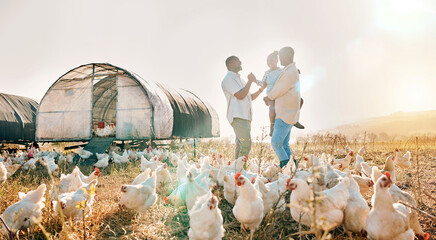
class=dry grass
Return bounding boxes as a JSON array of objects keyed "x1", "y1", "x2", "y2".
[{"x1": 1, "y1": 136, "x2": 435, "y2": 240}]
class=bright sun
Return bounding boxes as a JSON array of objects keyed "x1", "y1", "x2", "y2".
[{"x1": 374, "y1": 0, "x2": 431, "y2": 35}]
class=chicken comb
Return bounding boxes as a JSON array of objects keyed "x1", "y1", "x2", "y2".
[
  {"x1": 423, "y1": 233, "x2": 429, "y2": 240},
  {"x1": 244, "y1": 154, "x2": 248, "y2": 159},
  {"x1": 303, "y1": 157, "x2": 308, "y2": 161},
  {"x1": 235, "y1": 172, "x2": 242, "y2": 180},
  {"x1": 251, "y1": 177, "x2": 256, "y2": 184},
  {"x1": 384, "y1": 171, "x2": 391, "y2": 179},
  {"x1": 349, "y1": 151, "x2": 354, "y2": 156},
  {"x1": 94, "y1": 168, "x2": 100, "y2": 176},
  {"x1": 163, "y1": 196, "x2": 167, "y2": 204},
  {"x1": 395, "y1": 148, "x2": 399, "y2": 152},
  {"x1": 210, "y1": 196, "x2": 216, "y2": 204},
  {"x1": 286, "y1": 178, "x2": 291, "y2": 186}
]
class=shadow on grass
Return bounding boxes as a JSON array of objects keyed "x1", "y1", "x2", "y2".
[
  {"x1": 164, "y1": 205, "x2": 190, "y2": 240},
  {"x1": 96, "y1": 208, "x2": 137, "y2": 239}
]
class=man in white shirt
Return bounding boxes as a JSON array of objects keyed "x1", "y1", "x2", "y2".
[{"x1": 222, "y1": 56, "x2": 266, "y2": 158}]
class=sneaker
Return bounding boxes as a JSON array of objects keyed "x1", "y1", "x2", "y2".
[{"x1": 294, "y1": 122, "x2": 305, "y2": 129}]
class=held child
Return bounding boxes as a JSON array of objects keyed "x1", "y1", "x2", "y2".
[{"x1": 259, "y1": 51, "x2": 304, "y2": 136}]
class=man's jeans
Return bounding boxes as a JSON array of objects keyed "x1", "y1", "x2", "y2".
[
  {"x1": 231, "y1": 118, "x2": 252, "y2": 159},
  {"x1": 271, "y1": 118, "x2": 293, "y2": 168}
]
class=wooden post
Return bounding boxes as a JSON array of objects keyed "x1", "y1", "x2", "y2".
[
  {"x1": 193, "y1": 139, "x2": 196, "y2": 159},
  {"x1": 415, "y1": 137, "x2": 423, "y2": 207}
]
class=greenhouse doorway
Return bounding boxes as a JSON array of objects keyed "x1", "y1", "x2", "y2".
[{"x1": 92, "y1": 75, "x2": 117, "y2": 138}]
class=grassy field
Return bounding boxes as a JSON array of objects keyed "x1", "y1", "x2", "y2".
[{"x1": 1, "y1": 135, "x2": 435, "y2": 240}]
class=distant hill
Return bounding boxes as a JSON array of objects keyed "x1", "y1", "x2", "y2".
[{"x1": 332, "y1": 110, "x2": 436, "y2": 138}]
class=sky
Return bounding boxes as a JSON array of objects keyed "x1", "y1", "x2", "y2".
[{"x1": 0, "y1": 0, "x2": 435, "y2": 139}]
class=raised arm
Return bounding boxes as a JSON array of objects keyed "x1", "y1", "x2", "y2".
[
  {"x1": 234, "y1": 81, "x2": 254, "y2": 100},
  {"x1": 251, "y1": 81, "x2": 266, "y2": 100}
]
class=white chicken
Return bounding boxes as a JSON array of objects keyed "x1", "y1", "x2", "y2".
[
  {"x1": 93, "y1": 155, "x2": 109, "y2": 168},
  {"x1": 335, "y1": 170, "x2": 374, "y2": 195},
  {"x1": 23, "y1": 157, "x2": 39, "y2": 170},
  {"x1": 0, "y1": 162, "x2": 7, "y2": 183},
  {"x1": 358, "y1": 146, "x2": 367, "y2": 155},
  {"x1": 95, "y1": 125, "x2": 115, "y2": 137},
  {"x1": 370, "y1": 167, "x2": 427, "y2": 239},
  {"x1": 176, "y1": 159, "x2": 188, "y2": 186},
  {"x1": 343, "y1": 171, "x2": 370, "y2": 235},
  {"x1": 155, "y1": 164, "x2": 172, "y2": 195},
  {"x1": 233, "y1": 172, "x2": 264, "y2": 240},
  {"x1": 223, "y1": 173, "x2": 239, "y2": 205},
  {"x1": 382, "y1": 155, "x2": 396, "y2": 183},
  {"x1": 287, "y1": 176, "x2": 350, "y2": 231},
  {"x1": 58, "y1": 167, "x2": 85, "y2": 195},
  {"x1": 325, "y1": 163, "x2": 341, "y2": 189},
  {"x1": 96, "y1": 153, "x2": 108, "y2": 160},
  {"x1": 141, "y1": 155, "x2": 158, "y2": 172},
  {"x1": 395, "y1": 148, "x2": 412, "y2": 169},
  {"x1": 66, "y1": 153, "x2": 74, "y2": 164},
  {"x1": 257, "y1": 173, "x2": 290, "y2": 215},
  {"x1": 113, "y1": 154, "x2": 130, "y2": 164},
  {"x1": 127, "y1": 149, "x2": 138, "y2": 161},
  {"x1": 262, "y1": 164, "x2": 280, "y2": 182},
  {"x1": 78, "y1": 148, "x2": 93, "y2": 159},
  {"x1": 186, "y1": 172, "x2": 209, "y2": 211},
  {"x1": 366, "y1": 172, "x2": 415, "y2": 240},
  {"x1": 78, "y1": 167, "x2": 100, "y2": 184},
  {"x1": 188, "y1": 192, "x2": 225, "y2": 240},
  {"x1": 355, "y1": 153, "x2": 366, "y2": 175},
  {"x1": 247, "y1": 158, "x2": 259, "y2": 173},
  {"x1": 227, "y1": 155, "x2": 247, "y2": 172},
  {"x1": 166, "y1": 169, "x2": 209, "y2": 208},
  {"x1": 53, "y1": 180, "x2": 97, "y2": 219},
  {"x1": 43, "y1": 157, "x2": 59, "y2": 175},
  {"x1": 119, "y1": 174, "x2": 157, "y2": 212},
  {"x1": 281, "y1": 159, "x2": 297, "y2": 176},
  {"x1": 5, "y1": 163, "x2": 22, "y2": 177},
  {"x1": 360, "y1": 161, "x2": 372, "y2": 178},
  {"x1": 131, "y1": 168, "x2": 151, "y2": 185},
  {"x1": 330, "y1": 151, "x2": 353, "y2": 170},
  {"x1": 1, "y1": 184, "x2": 46, "y2": 235}
]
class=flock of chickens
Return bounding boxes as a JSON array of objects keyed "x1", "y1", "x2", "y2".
[{"x1": 0, "y1": 144, "x2": 430, "y2": 240}]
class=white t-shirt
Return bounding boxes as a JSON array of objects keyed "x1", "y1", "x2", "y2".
[{"x1": 221, "y1": 71, "x2": 252, "y2": 124}]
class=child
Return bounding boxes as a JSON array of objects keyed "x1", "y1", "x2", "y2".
[{"x1": 260, "y1": 51, "x2": 304, "y2": 136}]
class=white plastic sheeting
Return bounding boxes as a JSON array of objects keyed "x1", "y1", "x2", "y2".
[
  {"x1": 37, "y1": 78, "x2": 92, "y2": 140},
  {"x1": 116, "y1": 75, "x2": 153, "y2": 139},
  {"x1": 135, "y1": 76, "x2": 174, "y2": 139}
]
